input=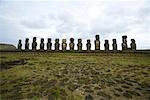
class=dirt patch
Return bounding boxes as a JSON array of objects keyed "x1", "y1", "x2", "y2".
[{"x1": 0, "y1": 58, "x2": 27, "y2": 71}]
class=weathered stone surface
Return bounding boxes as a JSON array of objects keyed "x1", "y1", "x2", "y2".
[
  {"x1": 104, "y1": 40, "x2": 109, "y2": 50},
  {"x1": 86, "y1": 39, "x2": 91, "y2": 51},
  {"x1": 47, "y1": 38, "x2": 52, "y2": 50},
  {"x1": 18, "y1": 40, "x2": 22, "y2": 50},
  {"x1": 112, "y1": 39, "x2": 117, "y2": 50},
  {"x1": 95, "y1": 35, "x2": 100, "y2": 50},
  {"x1": 122, "y1": 35, "x2": 127, "y2": 50},
  {"x1": 40, "y1": 38, "x2": 44, "y2": 50},
  {"x1": 62, "y1": 39, "x2": 67, "y2": 50},
  {"x1": 130, "y1": 39, "x2": 136, "y2": 50},
  {"x1": 55, "y1": 38, "x2": 60, "y2": 51},
  {"x1": 0, "y1": 44, "x2": 16, "y2": 51},
  {"x1": 69, "y1": 38, "x2": 74, "y2": 50},
  {"x1": 77, "y1": 39, "x2": 82, "y2": 51},
  {"x1": 85, "y1": 94, "x2": 93, "y2": 100},
  {"x1": 25, "y1": 38, "x2": 29, "y2": 50},
  {"x1": 32, "y1": 37, "x2": 37, "y2": 50}
]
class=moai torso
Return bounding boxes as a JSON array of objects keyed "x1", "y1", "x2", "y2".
[
  {"x1": 25, "y1": 38, "x2": 29, "y2": 50},
  {"x1": 77, "y1": 39, "x2": 82, "y2": 51},
  {"x1": 104, "y1": 40, "x2": 109, "y2": 50},
  {"x1": 95, "y1": 35, "x2": 100, "y2": 50},
  {"x1": 55, "y1": 39, "x2": 60, "y2": 51},
  {"x1": 112, "y1": 39, "x2": 117, "y2": 50},
  {"x1": 122, "y1": 35, "x2": 127, "y2": 50},
  {"x1": 40, "y1": 38, "x2": 44, "y2": 50},
  {"x1": 47, "y1": 38, "x2": 52, "y2": 50},
  {"x1": 18, "y1": 39, "x2": 22, "y2": 50},
  {"x1": 86, "y1": 39, "x2": 91, "y2": 51},
  {"x1": 69, "y1": 38, "x2": 74, "y2": 50},
  {"x1": 62, "y1": 39, "x2": 67, "y2": 50},
  {"x1": 130, "y1": 39, "x2": 136, "y2": 50},
  {"x1": 32, "y1": 37, "x2": 37, "y2": 50}
]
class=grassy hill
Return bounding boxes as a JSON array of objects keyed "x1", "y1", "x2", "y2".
[
  {"x1": 0, "y1": 52, "x2": 150, "y2": 100},
  {"x1": 0, "y1": 44, "x2": 16, "y2": 51}
]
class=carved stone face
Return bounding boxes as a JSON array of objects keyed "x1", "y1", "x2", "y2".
[
  {"x1": 105, "y1": 40, "x2": 108, "y2": 43},
  {"x1": 87, "y1": 40, "x2": 90, "y2": 43},
  {"x1": 26, "y1": 38, "x2": 29, "y2": 43},
  {"x1": 95, "y1": 35, "x2": 99, "y2": 40},
  {"x1": 48, "y1": 38, "x2": 51, "y2": 42},
  {"x1": 70, "y1": 38, "x2": 74, "y2": 43},
  {"x1": 78, "y1": 39, "x2": 82, "y2": 43},
  {"x1": 62, "y1": 39, "x2": 66, "y2": 43},
  {"x1": 33, "y1": 37, "x2": 36, "y2": 42},
  {"x1": 131, "y1": 39, "x2": 135, "y2": 43},
  {"x1": 41, "y1": 38, "x2": 44, "y2": 43},
  {"x1": 55, "y1": 39, "x2": 59, "y2": 43},
  {"x1": 19, "y1": 40, "x2": 22, "y2": 43},
  {"x1": 113, "y1": 39, "x2": 116, "y2": 43}
]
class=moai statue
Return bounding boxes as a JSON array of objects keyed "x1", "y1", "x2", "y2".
[
  {"x1": 25, "y1": 38, "x2": 29, "y2": 50},
  {"x1": 32, "y1": 37, "x2": 37, "y2": 50},
  {"x1": 62, "y1": 39, "x2": 67, "y2": 51},
  {"x1": 122, "y1": 35, "x2": 128, "y2": 50},
  {"x1": 112, "y1": 39, "x2": 117, "y2": 50},
  {"x1": 86, "y1": 39, "x2": 91, "y2": 51},
  {"x1": 18, "y1": 39, "x2": 22, "y2": 50},
  {"x1": 130, "y1": 39, "x2": 136, "y2": 50},
  {"x1": 95, "y1": 35, "x2": 100, "y2": 50},
  {"x1": 77, "y1": 39, "x2": 82, "y2": 51},
  {"x1": 47, "y1": 38, "x2": 52, "y2": 50},
  {"x1": 69, "y1": 38, "x2": 74, "y2": 50},
  {"x1": 55, "y1": 38, "x2": 60, "y2": 51},
  {"x1": 104, "y1": 40, "x2": 109, "y2": 51},
  {"x1": 40, "y1": 38, "x2": 44, "y2": 50}
]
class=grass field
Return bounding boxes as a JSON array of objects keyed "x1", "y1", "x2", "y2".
[{"x1": 0, "y1": 52, "x2": 150, "y2": 100}]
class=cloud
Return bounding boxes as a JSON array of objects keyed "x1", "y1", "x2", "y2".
[{"x1": 0, "y1": 0, "x2": 149, "y2": 50}]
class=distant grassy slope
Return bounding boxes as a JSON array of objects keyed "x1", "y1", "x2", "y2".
[
  {"x1": 0, "y1": 52, "x2": 150, "y2": 100},
  {"x1": 0, "y1": 44, "x2": 16, "y2": 51}
]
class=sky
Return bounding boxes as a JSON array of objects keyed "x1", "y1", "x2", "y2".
[{"x1": 0, "y1": 0, "x2": 149, "y2": 50}]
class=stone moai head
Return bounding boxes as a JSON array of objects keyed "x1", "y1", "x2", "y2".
[
  {"x1": 77, "y1": 39, "x2": 82, "y2": 51},
  {"x1": 86, "y1": 39, "x2": 91, "y2": 51},
  {"x1": 47, "y1": 38, "x2": 52, "y2": 50},
  {"x1": 41, "y1": 38, "x2": 44, "y2": 43},
  {"x1": 104, "y1": 40, "x2": 109, "y2": 50},
  {"x1": 32, "y1": 37, "x2": 37, "y2": 50},
  {"x1": 55, "y1": 38, "x2": 60, "y2": 51},
  {"x1": 95, "y1": 35, "x2": 100, "y2": 50},
  {"x1": 40, "y1": 38, "x2": 44, "y2": 50},
  {"x1": 18, "y1": 39, "x2": 22, "y2": 50},
  {"x1": 70, "y1": 38, "x2": 74, "y2": 43},
  {"x1": 55, "y1": 39, "x2": 59, "y2": 43},
  {"x1": 122, "y1": 35, "x2": 127, "y2": 43},
  {"x1": 33, "y1": 37, "x2": 36, "y2": 42},
  {"x1": 122, "y1": 35, "x2": 128, "y2": 50},
  {"x1": 70, "y1": 38, "x2": 74, "y2": 50},
  {"x1": 112, "y1": 39, "x2": 117, "y2": 50},
  {"x1": 113, "y1": 39, "x2": 116, "y2": 44},
  {"x1": 62, "y1": 39, "x2": 66, "y2": 43},
  {"x1": 95, "y1": 35, "x2": 100, "y2": 40},
  {"x1": 131, "y1": 39, "x2": 136, "y2": 50},
  {"x1": 25, "y1": 38, "x2": 29, "y2": 43},
  {"x1": 25, "y1": 38, "x2": 29, "y2": 50},
  {"x1": 48, "y1": 38, "x2": 51, "y2": 43},
  {"x1": 62, "y1": 39, "x2": 67, "y2": 50},
  {"x1": 78, "y1": 39, "x2": 82, "y2": 43},
  {"x1": 131, "y1": 39, "x2": 135, "y2": 43}
]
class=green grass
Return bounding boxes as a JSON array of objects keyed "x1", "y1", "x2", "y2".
[{"x1": 0, "y1": 52, "x2": 150, "y2": 100}]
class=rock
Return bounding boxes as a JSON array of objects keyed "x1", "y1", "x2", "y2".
[{"x1": 85, "y1": 94, "x2": 93, "y2": 100}]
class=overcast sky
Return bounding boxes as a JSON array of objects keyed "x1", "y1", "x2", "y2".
[{"x1": 0, "y1": 0, "x2": 149, "y2": 50}]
